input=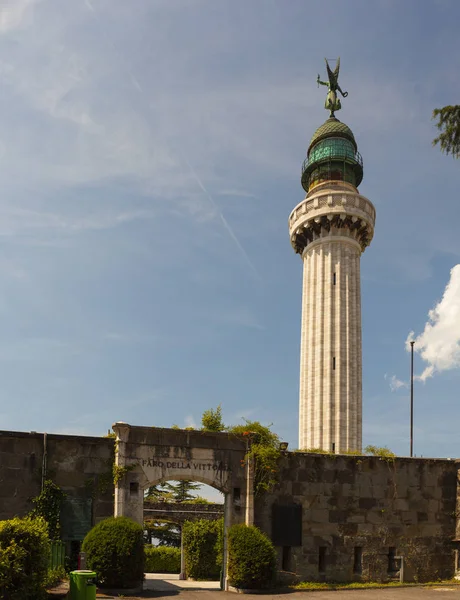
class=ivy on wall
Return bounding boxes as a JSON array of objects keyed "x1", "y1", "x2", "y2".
[{"x1": 29, "y1": 480, "x2": 66, "y2": 540}]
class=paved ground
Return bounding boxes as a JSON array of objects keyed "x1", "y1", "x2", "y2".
[
  {"x1": 94, "y1": 576, "x2": 460, "y2": 599},
  {"x1": 144, "y1": 573, "x2": 221, "y2": 591}
]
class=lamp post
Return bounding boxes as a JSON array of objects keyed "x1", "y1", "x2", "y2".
[{"x1": 410, "y1": 341, "x2": 415, "y2": 457}]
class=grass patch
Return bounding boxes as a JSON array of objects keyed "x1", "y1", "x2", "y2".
[{"x1": 294, "y1": 580, "x2": 460, "y2": 591}]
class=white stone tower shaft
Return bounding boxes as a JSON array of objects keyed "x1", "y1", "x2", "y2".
[{"x1": 289, "y1": 181, "x2": 375, "y2": 452}]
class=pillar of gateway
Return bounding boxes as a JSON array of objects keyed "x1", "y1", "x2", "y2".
[{"x1": 289, "y1": 59, "x2": 376, "y2": 452}]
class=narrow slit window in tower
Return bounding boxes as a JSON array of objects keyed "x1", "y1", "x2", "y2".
[
  {"x1": 333, "y1": 357, "x2": 336, "y2": 370},
  {"x1": 333, "y1": 272, "x2": 336, "y2": 285}
]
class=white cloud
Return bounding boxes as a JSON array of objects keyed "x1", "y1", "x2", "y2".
[
  {"x1": 408, "y1": 265, "x2": 460, "y2": 381},
  {"x1": 385, "y1": 374, "x2": 408, "y2": 392},
  {"x1": 0, "y1": 0, "x2": 38, "y2": 33}
]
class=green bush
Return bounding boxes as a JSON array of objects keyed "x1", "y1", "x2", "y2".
[
  {"x1": 82, "y1": 517, "x2": 144, "y2": 589},
  {"x1": 0, "y1": 516, "x2": 50, "y2": 599},
  {"x1": 44, "y1": 565, "x2": 67, "y2": 589},
  {"x1": 182, "y1": 518, "x2": 223, "y2": 580},
  {"x1": 144, "y1": 546, "x2": 181, "y2": 573},
  {"x1": 228, "y1": 524, "x2": 276, "y2": 590}
]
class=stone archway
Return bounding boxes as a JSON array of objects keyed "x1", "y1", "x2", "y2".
[{"x1": 112, "y1": 423, "x2": 254, "y2": 589}]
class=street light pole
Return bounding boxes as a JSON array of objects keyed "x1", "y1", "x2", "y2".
[{"x1": 410, "y1": 341, "x2": 415, "y2": 457}]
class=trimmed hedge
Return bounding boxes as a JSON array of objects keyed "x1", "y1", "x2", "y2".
[
  {"x1": 183, "y1": 518, "x2": 223, "y2": 580},
  {"x1": 144, "y1": 546, "x2": 181, "y2": 573},
  {"x1": 228, "y1": 524, "x2": 276, "y2": 590},
  {"x1": 0, "y1": 516, "x2": 50, "y2": 600},
  {"x1": 82, "y1": 516, "x2": 144, "y2": 589}
]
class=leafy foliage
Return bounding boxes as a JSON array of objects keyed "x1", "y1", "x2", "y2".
[
  {"x1": 201, "y1": 404, "x2": 225, "y2": 432},
  {"x1": 0, "y1": 516, "x2": 50, "y2": 600},
  {"x1": 112, "y1": 463, "x2": 136, "y2": 485},
  {"x1": 162, "y1": 480, "x2": 201, "y2": 503},
  {"x1": 144, "y1": 546, "x2": 181, "y2": 573},
  {"x1": 145, "y1": 483, "x2": 173, "y2": 502},
  {"x1": 364, "y1": 445, "x2": 396, "y2": 461},
  {"x1": 227, "y1": 524, "x2": 276, "y2": 590},
  {"x1": 144, "y1": 480, "x2": 207, "y2": 547},
  {"x1": 433, "y1": 105, "x2": 460, "y2": 158},
  {"x1": 182, "y1": 518, "x2": 223, "y2": 580},
  {"x1": 182, "y1": 496, "x2": 211, "y2": 504},
  {"x1": 144, "y1": 519, "x2": 180, "y2": 547},
  {"x1": 228, "y1": 420, "x2": 281, "y2": 495},
  {"x1": 29, "y1": 480, "x2": 66, "y2": 540},
  {"x1": 44, "y1": 565, "x2": 67, "y2": 589},
  {"x1": 82, "y1": 516, "x2": 144, "y2": 589}
]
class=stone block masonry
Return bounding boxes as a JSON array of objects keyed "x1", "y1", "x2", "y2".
[
  {"x1": 0, "y1": 430, "x2": 114, "y2": 537},
  {"x1": 255, "y1": 452, "x2": 460, "y2": 583}
]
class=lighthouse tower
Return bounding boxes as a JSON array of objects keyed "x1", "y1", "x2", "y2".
[{"x1": 289, "y1": 59, "x2": 376, "y2": 452}]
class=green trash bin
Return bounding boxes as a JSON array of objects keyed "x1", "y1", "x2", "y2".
[{"x1": 69, "y1": 570, "x2": 97, "y2": 600}]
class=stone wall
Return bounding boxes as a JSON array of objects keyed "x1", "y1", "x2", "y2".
[
  {"x1": 2, "y1": 428, "x2": 460, "y2": 583},
  {"x1": 143, "y1": 501, "x2": 224, "y2": 524},
  {"x1": 255, "y1": 452, "x2": 459, "y2": 583},
  {"x1": 0, "y1": 430, "x2": 114, "y2": 539}
]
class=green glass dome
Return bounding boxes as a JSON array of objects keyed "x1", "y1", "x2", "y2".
[{"x1": 301, "y1": 117, "x2": 363, "y2": 192}]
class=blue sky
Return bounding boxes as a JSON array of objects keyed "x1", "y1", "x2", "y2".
[{"x1": 0, "y1": 0, "x2": 459, "y2": 460}]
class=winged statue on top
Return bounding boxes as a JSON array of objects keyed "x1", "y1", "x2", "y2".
[{"x1": 317, "y1": 58, "x2": 348, "y2": 117}]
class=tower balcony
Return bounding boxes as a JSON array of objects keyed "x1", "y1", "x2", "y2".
[{"x1": 289, "y1": 183, "x2": 376, "y2": 256}]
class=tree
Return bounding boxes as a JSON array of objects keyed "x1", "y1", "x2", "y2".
[
  {"x1": 144, "y1": 519, "x2": 181, "y2": 547},
  {"x1": 162, "y1": 480, "x2": 202, "y2": 503},
  {"x1": 432, "y1": 105, "x2": 460, "y2": 158},
  {"x1": 143, "y1": 480, "x2": 205, "y2": 547},
  {"x1": 201, "y1": 404, "x2": 225, "y2": 432},
  {"x1": 145, "y1": 483, "x2": 173, "y2": 502}
]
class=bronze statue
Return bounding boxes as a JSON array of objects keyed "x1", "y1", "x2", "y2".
[{"x1": 317, "y1": 58, "x2": 348, "y2": 117}]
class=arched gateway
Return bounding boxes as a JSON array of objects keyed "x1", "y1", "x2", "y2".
[{"x1": 112, "y1": 423, "x2": 254, "y2": 586}]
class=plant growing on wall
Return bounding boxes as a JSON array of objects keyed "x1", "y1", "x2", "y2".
[
  {"x1": 201, "y1": 404, "x2": 225, "y2": 432},
  {"x1": 29, "y1": 480, "x2": 66, "y2": 540},
  {"x1": 112, "y1": 463, "x2": 136, "y2": 485},
  {"x1": 364, "y1": 445, "x2": 396, "y2": 462},
  {"x1": 227, "y1": 420, "x2": 281, "y2": 496}
]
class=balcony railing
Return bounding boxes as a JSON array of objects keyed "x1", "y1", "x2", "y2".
[{"x1": 302, "y1": 147, "x2": 363, "y2": 177}]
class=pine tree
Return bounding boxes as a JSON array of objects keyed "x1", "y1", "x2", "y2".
[
  {"x1": 162, "y1": 480, "x2": 201, "y2": 503},
  {"x1": 433, "y1": 105, "x2": 460, "y2": 158},
  {"x1": 144, "y1": 480, "x2": 203, "y2": 547}
]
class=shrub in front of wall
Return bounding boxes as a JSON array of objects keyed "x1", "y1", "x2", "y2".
[
  {"x1": 144, "y1": 545, "x2": 181, "y2": 573},
  {"x1": 82, "y1": 516, "x2": 144, "y2": 589},
  {"x1": 182, "y1": 518, "x2": 223, "y2": 580},
  {"x1": 227, "y1": 524, "x2": 276, "y2": 590},
  {"x1": 0, "y1": 516, "x2": 50, "y2": 600}
]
